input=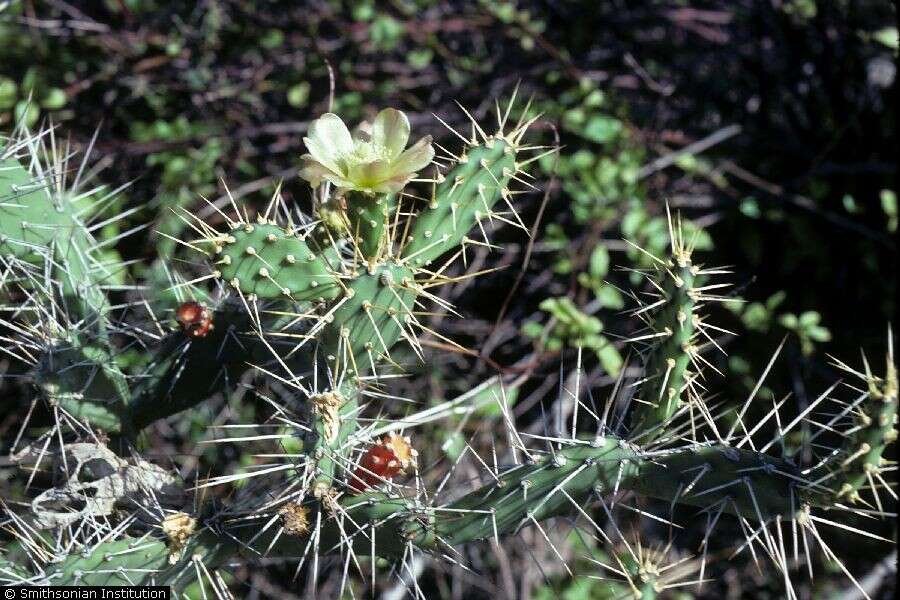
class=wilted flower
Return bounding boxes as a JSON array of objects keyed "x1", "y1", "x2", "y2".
[{"x1": 300, "y1": 108, "x2": 434, "y2": 194}]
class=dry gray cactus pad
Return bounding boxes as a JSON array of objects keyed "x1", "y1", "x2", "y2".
[{"x1": 25, "y1": 443, "x2": 181, "y2": 530}]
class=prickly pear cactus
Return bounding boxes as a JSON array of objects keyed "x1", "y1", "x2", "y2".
[{"x1": 0, "y1": 100, "x2": 895, "y2": 600}]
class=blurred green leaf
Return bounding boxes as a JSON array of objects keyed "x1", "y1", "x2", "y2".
[
  {"x1": 881, "y1": 189, "x2": 897, "y2": 232},
  {"x1": 872, "y1": 27, "x2": 899, "y2": 50},
  {"x1": 40, "y1": 87, "x2": 66, "y2": 110},
  {"x1": 287, "y1": 82, "x2": 311, "y2": 108},
  {"x1": 370, "y1": 15, "x2": 404, "y2": 50}
]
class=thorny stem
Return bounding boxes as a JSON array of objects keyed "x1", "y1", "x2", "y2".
[{"x1": 46, "y1": 436, "x2": 827, "y2": 587}]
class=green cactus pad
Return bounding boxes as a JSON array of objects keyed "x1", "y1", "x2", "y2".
[
  {"x1": 34, "y1": 340, "x2": 132, "y2": 433},
  {"x1": 47, "y1": 533, "x2": 232, "y2": 588},
  {"x1": 631, "y1": 259, "x2": 697, "y2": 440},
  {"x1": 1, "y1": 154, "x2": 72, "y2": 262},
  {"x1": 304, "y1": 384, "x2": 360, "y2": 495},
  {"x1": 47, "y1": 538, "x2": 172, "y2": 586},
  {"x1": 430, "y1": 439, "x2": 806, "y2": 548},
  {"x1": 216, "y1": 222, "x2": 341, "y2": 301},
  {"x1": 1, "y1": 154, "x2": 110, "y2": 325},
  {"x1": 323, "y1": 262, "x2": 418, "y2": 374},
  {"x1": 401, "y1": 139, "x2": 517, "y2": 267}
]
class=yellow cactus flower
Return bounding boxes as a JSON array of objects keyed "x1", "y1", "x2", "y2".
[{"x1": 299, "y1": 108, "x2": 434, "y2": 194}]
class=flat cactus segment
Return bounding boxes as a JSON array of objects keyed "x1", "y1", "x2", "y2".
[
  {"x1": 1, "y1": 155, "x2": 70, "y2": 261},
  {"x1": 0, "y1": 155, "x2": 109, "y2": 324},
  {"x1": 323, "y1": 262, "x2": 418, "y2": 373},
  {"x1": 828, "y1": 351, "x2": 898, "y2": 504},
  {"x1": 431, "y1": 440, "x2": 641, "y2": 547},
  {"x1": 305, "y1": 384, "x2": 360, "y2": 496},
  {"x1": 216, "y1": 222, "x2": 340, "y2": 301},
  {"x1": 634, "y1": 443, "x2": 810, "y2": 519},
  {"x1": 127, "y1": 307, "x2": 310, "y2": 430},
  {"x1": 430, "y1": 440, "x2": 805, "y2": 548},
  {"x1": 631, "y1": 259, "x2": 696, "y2": 439},
  {"x1": 47, "y1": 533, "x2": 231, "y2": 588},
  {"x1": 46, "y1": 538, "x2": 172, "y2": 586},
  {"x1": 401, "y1": 139, "x2": 517, "y2": 266},
  {"x1": 34, "y1": 340, "x2": 132, "y2": 433},
  {"x1": 351, "y1": 439, "x2": 806, "y2": 552}
]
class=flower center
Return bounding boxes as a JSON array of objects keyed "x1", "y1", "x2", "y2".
[{"x1": 347, "y1": 140, "x2": 391, "y2": 164}]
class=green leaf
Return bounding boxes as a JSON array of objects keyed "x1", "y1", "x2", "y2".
[
  {"x1": 287, "y1": 82, "x2": 310, "y2": 108},
  {"x1": 588, "y1": 245, "x2": 611, "y2": 279},
  {"x1": 740, "y1": 197, "x2": 761, "y2": 218},
  {"x1": 562, "y1": 107, "x2": 586, "y2": 128},
  {"x1": 765, "y1": 291, "x2": 787, "y2": 311},
  {"x1": 594, "y1": 340, "x2": 623, "y2": 376},
  {"x1": 0, "y1": 77, "x2": 17, "y2": 110},
  {"x1": 842, "y1": 194, "x2": 860, "y2": 214},
  {"x1": 406, "y1": 49, "x2": 433, "y2": 69},
  {"x1": 580, "y1": 115, "x2": 622, "y2": 144},
  {"x1": 40, "y1": 87, "x2": 67, "y2": 110},
  {"x1": 14, "y1": 100, "x2": 39, "y2": 127},
  {"x1": 595, "y1": 285, "x2": 624, "y2": 310},
  {"x1": 808, "y1": 326, "x2": 832, "y2": 343},
  {"x1": 474, "y1": 382, "x2": 519, "y2": 417},
  {"x1": 881, "y1": 189, "x2": 897, "y2": 232},
  {"x1": 352, "y1": 2, "x2": 375, "y2": 21},
  {"x1": 370, "y1": 15, "x2": 404, "y2": 50},
  {"x1": 741, "y1": 302, "x2": 770, "y2": 332},
  {"x1": 259, "y1": 28, "x2": 284, "y2": 49},
  {"x1": 779, "y1": 313, "x2": 799, "y2": 329},
  {"x1": 521, "y1": 321, "x2": 544, "y2": 339},
  {"x1": 798, "y1": 311, "x2": 820, "y2": 328},
  {"x1": 872, "y1": 27, "x2": 899, "y2": 50}
]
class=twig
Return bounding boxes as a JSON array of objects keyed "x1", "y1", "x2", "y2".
[{"x1": 638, "y1": 124, "x2": 742, "y2": 179}]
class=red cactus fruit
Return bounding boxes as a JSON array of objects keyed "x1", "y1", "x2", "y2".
[
  {"x1": 175, "y1": 301, "x2": 213, "y2": 339},
  {"x1": 349, "y1": 433, "x2": 417, "y2": 492}
]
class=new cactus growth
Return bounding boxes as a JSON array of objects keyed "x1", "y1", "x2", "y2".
[
  {"x1": 1, "y1": 103, "x2": 895, "y2": 600},
  {"x1": 629, "y1": 212, "x2": 701, "y2": 442},
  {"x1": 343, "y1": 191, "x2": 393, "y2": 262},
  {"x1": 824, "y1": 346, "x2": 898, "y2": 505},
  {"x1": 402, "y1": 137, "x2": 524, "y2": 267}
]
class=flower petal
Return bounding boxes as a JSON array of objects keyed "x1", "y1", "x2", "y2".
[
  {"x1": 298, "y1": 157, "x2": 336, "y2": 187},
  {"x1": 320, "y1": 173, "x2": 358, "y2": 189},
  {"x1": 348, "y1": 159, "x2": 394, "y2": 192},
  {"x1": 372, "y1": 174, "x2": 414, "y2": 194},
  {"x1": 391, "y1": 135, "x2": 434, "y2": 175},
  {"x1": 303, "y1": 113, "x2": 354, "y2": 173},
  {"x1": 372, "y1": 108, "x2": 410, "y2": 159}
]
